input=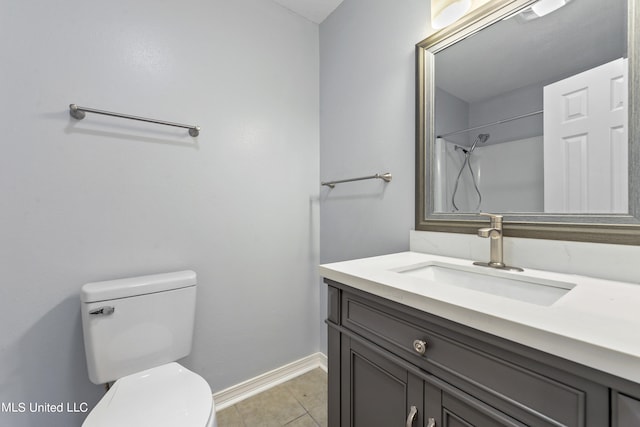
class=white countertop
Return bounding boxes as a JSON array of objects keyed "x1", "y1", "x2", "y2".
[{"x1": 320, "y1": 251, "x2": 640, "y2": 384}]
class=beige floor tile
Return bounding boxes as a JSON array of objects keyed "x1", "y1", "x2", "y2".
[
  {"x1": 235, "y1": 383, "x2": 306, "y2": 427},
  {"x1": 306, "y1": 402, "x2": 327, "y2": 427},
  {"x1": 284, "y1": 369, "x2": 328, "y2": 411},
  {"x1": 285, "y1": 414, "x2": 319, "y2": 427},
  {"x1": 218, "y1": 368, "x2": 327, "y2": 427},
  {"x1": 217, "y1": 405, "x2": 245, "y2": 427}
]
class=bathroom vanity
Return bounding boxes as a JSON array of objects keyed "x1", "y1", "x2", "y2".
[{"x1": 321, "y1": 252, "x2": 640, "y2": 427}]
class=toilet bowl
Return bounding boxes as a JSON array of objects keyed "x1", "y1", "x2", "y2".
[
  {"x1": 82, "y1": 363, "x2": 216, "y2": 427},
  {"x1": 80, "y1": 271, "x2": 216, "y2": 427}
]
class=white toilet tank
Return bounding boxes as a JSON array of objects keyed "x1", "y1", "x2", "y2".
[{"x1": 80, "y1": 270, "x2": 197, "y2": 384}]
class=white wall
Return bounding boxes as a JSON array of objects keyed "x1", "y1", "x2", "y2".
[{"x1": 0, "y1": 1, "x2": 319, "y2": 426}]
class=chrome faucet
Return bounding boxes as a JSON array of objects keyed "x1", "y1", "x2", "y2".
[{"x1": 473, "y1": 213, "x2": 523, "y2": 271}]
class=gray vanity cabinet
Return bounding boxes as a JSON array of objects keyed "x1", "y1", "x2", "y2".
[
  {"x1": 340, "y1": 333, "x2": 526, "y2": 427},
  {"x1": 326, "y1": 279, "x2": 640, "y2": 427}
]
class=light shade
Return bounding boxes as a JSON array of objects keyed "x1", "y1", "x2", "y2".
[
  {"x1": 531, "y1": 0, "x2": 567, "y2": 17},
  {"x1": 432, "y1": 0, "x2": 472, "y2": 29}
]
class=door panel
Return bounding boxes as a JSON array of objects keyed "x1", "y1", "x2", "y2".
[
  {"x1": 615, "y1": 393, "x2": 640, "y2": 427},
  {"x1": 341, "y1": 336, "x2": 424, "y2": 427},
  {"x1": 425, "y1": 381, "x2": 527, "y2": 427},
  {"x1": 543, "y1": 57, "x2": 628, "y2": 213}
]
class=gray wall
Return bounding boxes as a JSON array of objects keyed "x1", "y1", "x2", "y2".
[
  {"x1": 319, "y1": 0, "x2": 429, "y2": 262},
  {"x1": 435, "y1": 87, "x2": 470, "y2": 146},
  {"x1": 319, "y1": 0, "x2": 430, "y2": 350},
  {"x1": 0, "y1": 1, "x2": 320, "y2": 426},
  {"x1": 468, "y1": 83, "x2": 544, "y2": 145}
]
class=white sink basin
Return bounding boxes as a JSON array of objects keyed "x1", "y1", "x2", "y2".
[{"x1": 394, "y1": 261, "x2": 576, "y2": 306}]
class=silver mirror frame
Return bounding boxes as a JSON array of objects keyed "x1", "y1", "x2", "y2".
[{"x1": 416, "y1": 0, "x2": 640, "y2": 245}]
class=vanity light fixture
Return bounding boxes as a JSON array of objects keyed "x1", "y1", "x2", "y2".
[
  {"x1": 431, "y1": 0, "x2": 471, "y2": 29},
  {"x1": 531, "y1": 0, "x2": 569, "y2": 17},
  {"x1": 431, "y1": 0, "x2": 493, "y2": 29},
  {"x1": 510, "y1": 0, "x2": 572, "y2": 21}
]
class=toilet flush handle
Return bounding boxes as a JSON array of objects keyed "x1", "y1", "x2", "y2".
[{"x1": 89, "y1": 306, "x2": 115, "y2": 316}]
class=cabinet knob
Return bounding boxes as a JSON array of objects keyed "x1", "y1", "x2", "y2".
[
  {"x1": 427, "y1": 417, "x2": 436, "y2": 427},
  {"x1": 413, "y1": 339, "x2": 428, "y2": 355},
  {"x1": 406, "y1": 405, "x2": 418, "y2": 427}
]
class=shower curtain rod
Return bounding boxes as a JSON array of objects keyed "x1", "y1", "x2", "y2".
[{"x1": 436, "y1": 109, "x2": 543, "y2": 139}]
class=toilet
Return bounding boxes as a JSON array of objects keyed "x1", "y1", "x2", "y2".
[{"x1": 80, "y1": 270, "x2": 217, "y2": 427}]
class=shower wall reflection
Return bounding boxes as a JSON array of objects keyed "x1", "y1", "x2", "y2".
[
  {"x1": 434, "y1": 135, "x2": 543, "y2": 213},
  {"x1": 434, "y1": 83, "x2": 544, "y2": 213}
]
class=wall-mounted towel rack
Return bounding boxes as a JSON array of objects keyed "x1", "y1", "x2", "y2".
[
  {"x1": 321, "y1": 172, "x2": 392, "y2": 188},
  {"x1": 69, "y1": 104, "x2": 200, "y2": 137}
]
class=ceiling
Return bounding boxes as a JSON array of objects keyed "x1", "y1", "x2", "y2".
[{"x1": 271, "y1": 0, "x2": 344, "y2": 24}]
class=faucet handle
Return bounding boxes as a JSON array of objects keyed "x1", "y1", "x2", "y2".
[{"x1": 479, "y1": 212, "x2": 503, "y2": 227}]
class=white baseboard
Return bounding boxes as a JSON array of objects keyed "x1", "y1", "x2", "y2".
[{"x1": 213, "y1": 352, "x2": 327, "y2": 411}]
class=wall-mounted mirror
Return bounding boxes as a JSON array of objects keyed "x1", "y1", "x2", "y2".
[{"x1": 416, "y1": 0, "x2": 640, "y2": 244}]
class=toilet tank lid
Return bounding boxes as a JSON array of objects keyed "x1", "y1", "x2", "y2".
[{"x1": 81, "y1": 270, "x2": 197, "y2": 303}]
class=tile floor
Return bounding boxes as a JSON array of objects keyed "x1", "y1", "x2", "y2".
[{"x1": 216, "y1": 368, "x2": 327, "y2": 427}]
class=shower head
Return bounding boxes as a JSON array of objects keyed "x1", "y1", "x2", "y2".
[{"x1": 469, "y1": 133, "x2": 490, "y2": 152}]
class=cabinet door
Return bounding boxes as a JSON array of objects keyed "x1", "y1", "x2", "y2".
[
  {"x1": 341, "y1": 335, "x2": 424, "y2": 427},
  {"x1": 425, "y1": 382, "x2": 526, "y2": 427},
  {"x1": 614, "y1": 392, "x2": 640, "y2": 427}
]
